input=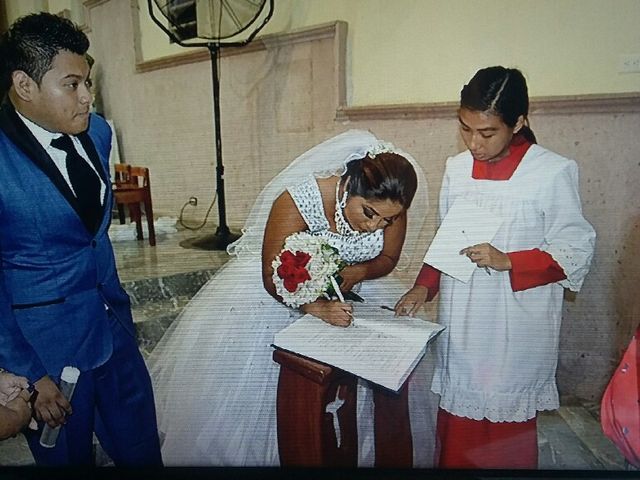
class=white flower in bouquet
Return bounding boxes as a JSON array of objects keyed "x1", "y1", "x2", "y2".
[{"x1": 272, "y1": 232, "x2": 345, "y2": 308}]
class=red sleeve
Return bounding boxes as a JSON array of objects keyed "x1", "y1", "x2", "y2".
[
  {"x1": 414, "y1": 263, "x2": 441, "y2": 301},
  {"x1": 507, "y1": 249, "x2": 566, "y2": 292}
]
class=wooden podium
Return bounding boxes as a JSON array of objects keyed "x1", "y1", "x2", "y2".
[{"x1": 273, "y1": 348, "x2": 413, "y2": 467}]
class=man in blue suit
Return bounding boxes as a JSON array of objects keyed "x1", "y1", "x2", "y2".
[{"x1": 0, "y1": 12, "x2": 162, "y2": 465}]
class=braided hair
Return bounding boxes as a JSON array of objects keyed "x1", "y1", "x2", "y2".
[{"x1": 460, "y1": 66, "x2": 537, "y2": 143}]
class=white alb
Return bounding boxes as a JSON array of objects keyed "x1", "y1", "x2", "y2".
[{"x1": 431, "y1": 145, "x2": 596, "y2": 422}]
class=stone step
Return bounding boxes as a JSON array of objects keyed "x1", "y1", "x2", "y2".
[
  {"x1": 124, "y1": 269, "x2": 215, "y2": 357},
  {"x1": 0, "y1": 435, "x2": 32, "y2": 466},
  {"x1": 124, "y1": 269, "x2": 215, "y2": 309}
]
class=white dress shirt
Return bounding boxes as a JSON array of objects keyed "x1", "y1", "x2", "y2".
[{"x1": 16, "y1": 110, "x2": 106, "y2": 204}]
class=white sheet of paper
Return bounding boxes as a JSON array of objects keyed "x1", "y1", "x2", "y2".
[
  {"x1": 423, "y1": 197, "x2": 503, "y2": 283},
  {"x1": 273, "y1": 304, "x2": 444, "y2": 391}
]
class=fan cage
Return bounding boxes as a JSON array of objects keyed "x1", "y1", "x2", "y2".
[{"x1": 155, "y1": 0, "x2": 268, "y2": 43}]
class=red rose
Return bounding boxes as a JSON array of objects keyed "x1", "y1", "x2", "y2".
[{"x1": 277, "y1": 251, "x2": 311, "y2": 292}]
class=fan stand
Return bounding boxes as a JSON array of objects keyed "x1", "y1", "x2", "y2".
[
  {"x1": 180, "y1": 44, "x2": 241, "y2": 251},
  {"x1": 147, "y1": 0, "x2": 274, "y2": 251}
]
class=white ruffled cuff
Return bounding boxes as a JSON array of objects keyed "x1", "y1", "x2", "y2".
[{"x1": 546, "y1": 240, "x2": 595, "y2": 292}]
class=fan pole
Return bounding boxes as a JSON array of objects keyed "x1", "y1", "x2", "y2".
[
  {"x1": 211, "y1": 45, "x2": 228, "y2": 239},
  {"x1": 147, "y1": 0, "x2": 274, "y2": 251},
  {"x1": 182, "y1": 44, "x2": 241, "y2": 250}
]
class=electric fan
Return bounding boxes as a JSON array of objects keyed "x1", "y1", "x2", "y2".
[{"x1": 148, "y1": 0, "x2": 274, "y2": 250}]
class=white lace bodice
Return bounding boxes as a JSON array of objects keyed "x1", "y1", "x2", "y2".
[{"x1": 287, "y1": 175, "x2": 384, "y2": 264}]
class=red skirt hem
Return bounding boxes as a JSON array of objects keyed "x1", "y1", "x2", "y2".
[{"x1": 435, "y1": 408, "x2": 538, "y2": 469}]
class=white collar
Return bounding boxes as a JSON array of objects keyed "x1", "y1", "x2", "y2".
[{"x1": 14, "y1": 110, "x2": 65, "y2": 149}]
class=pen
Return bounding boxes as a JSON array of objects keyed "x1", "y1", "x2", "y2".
[
  {"x1": 330, "y1": 276, "x2": 345, "y2": 302},
  {"x1": 462, "y1": 230, "x2": 492, "y2": 276},
  {"x1": 330, "y1": 276, "x2": 355, "y2": 326},
  {"x1": 379, "y1": 305, "x2": 395, "y2": 312}
]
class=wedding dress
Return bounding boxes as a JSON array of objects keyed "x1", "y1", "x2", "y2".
[{"x1": 147, "y1": 130, "x2": 436, "y2": 466}]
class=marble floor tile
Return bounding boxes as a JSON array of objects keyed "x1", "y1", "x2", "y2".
[{"x1": 112, "y1": 226, "x2": 231, "y2": 283}]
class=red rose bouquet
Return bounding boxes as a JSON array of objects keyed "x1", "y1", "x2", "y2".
[{"x1": 272, "y1": 232, "x2": 346, "y2": 308}]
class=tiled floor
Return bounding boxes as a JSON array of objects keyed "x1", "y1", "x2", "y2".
[
  {"x1": 0, "y1": 405, "x2": 628, "y2": 470},
  {"x1": 111, "y1": 222, "x2": 231, "y2": 283},
  {"x1": 0, "y1": 226, "x2": 631, "y2": 471}
]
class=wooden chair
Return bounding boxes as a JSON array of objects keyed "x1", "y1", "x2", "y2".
[{"x1": 112, "y1": 164, "x2": 156, "y2": 246}]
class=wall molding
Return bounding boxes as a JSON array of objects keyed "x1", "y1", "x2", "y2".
[
  {"x1": 529, "y1": 92, "x2": 640, "y2": 115},
  {"x1": 134, "y1": 21, "x2": 347, "y2": 74},
  {"x1": 82, "y1": 0, "x2": 112, "y2": 33},
  {"x1": 130, "y1": 9, "x2": 638, "y2": 118},
  {"x1": 336, "y1": 92, "x2": 640, "y2": 121}
]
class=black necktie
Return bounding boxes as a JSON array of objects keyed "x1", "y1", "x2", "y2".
[{"x1": 50, "y1": 134, "x2": 102, "y2": 231}]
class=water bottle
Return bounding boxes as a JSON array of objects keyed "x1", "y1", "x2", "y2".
[{"x1": 39, "y1": 366, "x2": 80, "y2": 448}]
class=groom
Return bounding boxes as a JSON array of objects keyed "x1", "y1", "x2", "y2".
[{"x1": 0, "y1": 12, "x2": 162, "y2": 465}]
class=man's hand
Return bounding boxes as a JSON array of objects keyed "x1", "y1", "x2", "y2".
[
  {"x1": 0, "y1": 371, "x2": 30, "y2": 405},
  {"x1": 1, "y1": 390, "x2": 33, "y2": 439},
  {"x1": 33, "y1": 376, "x2": 72, "y2": 428}
]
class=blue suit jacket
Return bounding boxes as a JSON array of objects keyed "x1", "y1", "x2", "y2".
[{"x1": 0, "y1": 102, "x2": 135, "y2": 382}]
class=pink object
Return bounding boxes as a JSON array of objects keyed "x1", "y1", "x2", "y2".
[{"x1": 601, "y1": 326, "x2": 640, "y2": 467}]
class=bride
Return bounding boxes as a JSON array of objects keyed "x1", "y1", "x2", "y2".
[{"x1": 147, "y1": 129, "x2": 435, "y2": 466}]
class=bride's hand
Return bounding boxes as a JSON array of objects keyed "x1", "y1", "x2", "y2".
[
  {"x1": 339, "y1": 265, "x2": 366, "y2": 292},
  {"x1": 301, "y1": 299, "x2": 353, "y2": 327}
]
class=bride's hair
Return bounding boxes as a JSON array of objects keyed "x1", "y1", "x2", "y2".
[
  {"x1": 343, "y1": 152, "x2": 418, "y2": 209},
  {"x1": 227, "y1": 130, "x2": 428, "y2": 267}
]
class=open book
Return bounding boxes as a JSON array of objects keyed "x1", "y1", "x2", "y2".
[{"x1": 273, "y1": 304, "x2": 444, "y2": 392}]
